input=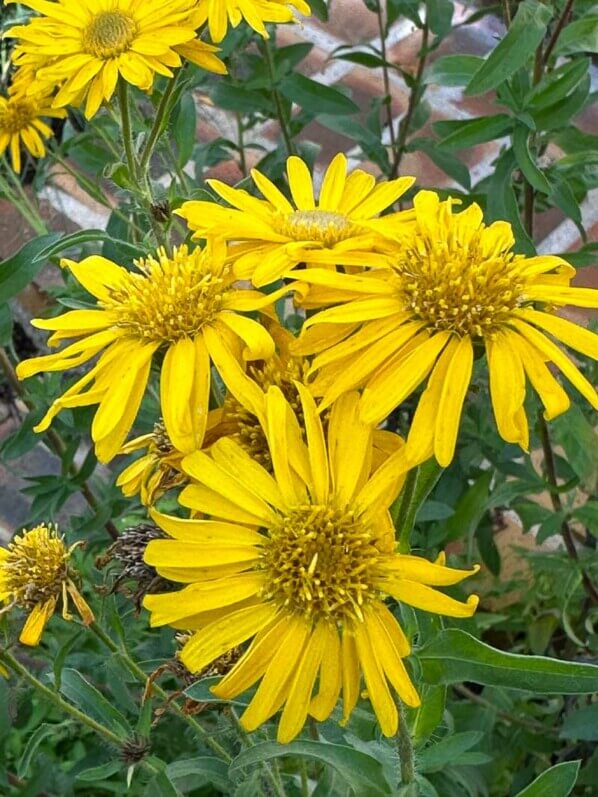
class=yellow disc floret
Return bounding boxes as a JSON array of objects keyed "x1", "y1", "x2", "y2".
[{"x1": 82, "y1": 11, "x2": 137, "y2": 58}]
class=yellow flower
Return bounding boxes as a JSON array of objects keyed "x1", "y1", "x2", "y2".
[
  {"x1": 117, "y1": 320, "x2": 403, "y2": 501},
  {"x1": 6, "y1": 0, "x2": 226, "y2": 119},
  {"x1": 16, "y1": 242, "x2": 287, "y2": 463},
  {"x1": 0, "y1": 90, "x2": 65, "y2": 173},
  {"x1": 0, "y1": 524, "x2": 94, "y2": 646},
  {"x1": 196, "y1": 0, "x2": 311, "y2": 43},
  {"x1": 177, "y1": 153, "x2": 415, "y2": 287},
  {"x1": 293, "y1": 191, "x2": 598, "y2": 467},
  {"x1": 143, "y1": 386, "x2": 478, "y2": 742}
]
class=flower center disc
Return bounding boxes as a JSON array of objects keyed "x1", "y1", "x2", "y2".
[
  {"x1": 0, "y1": 99, "x2": 35, "y2": 134},
  {"x1": 397, "y1": 238, "x2": 525, "y2": 337},
  {"x1": 104, "y1": 248, "x2": 231, "y2": 344},
  {"x1": 83, "y1": 11, "x2": 137, "y2": 58},
  {"x1": 3, "y1": 527, "x2": 67, "y2": 609},
  {"x1": 262, "y1": 504, "x2": 380, "y2": 623},
  {"x1": 276, "y1": 210, "x2": 356, "y2": 246}
]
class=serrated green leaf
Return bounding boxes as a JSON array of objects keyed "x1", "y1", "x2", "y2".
[
  {"x1": 418, "y1": 629, "x2": 598, "y2": 693},
  {"x1": 465, "y1": 0, "x2": 553, "y2": 95},
  {"x1": 410, "y1": 685, "x2": 446, "y2": 745},
  {"x1": 513, "y1": 761, "x2": 580, "y2": 797},
  {"x1": 166, "y1": 758, "x2": 230, "y2": 792},
  {"x1": 17, "y1": 723, "x2": 57, "y2": 779},
  {"x1": 0, "y1": 233, "x2": 60, "y2": 304},
  {"x1": 76, "y1": 761, "x2": 123, "y2": 782},
  {"x1": 230, "y1": 740, "x2": 391, "y2": 796}
]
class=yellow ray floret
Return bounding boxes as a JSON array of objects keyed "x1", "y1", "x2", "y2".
[
  {"x1": 6, "y1": 0, "x2": 227, "y2": 119},
  {"x1": 195, "y1": 0, "x2": 311, "y2": 43},
  {"x1": 0, "y1": 90, "x2": 65, "y2": 173},
  {"x1": 292, "y1": 190, "x2": 598, "y2": 467},
  {"x1": 16, "y1": 242, "x2": 289, "y2": 463},
  {"x1": 177, "y1": 153, "x2": 415, "y2": 287},
  {"x1": 143, "y1": 386, "x2": 479, "y2": 742},
  {"x1": 0, "y1": 524, "x2": 94, "y2": 646}
]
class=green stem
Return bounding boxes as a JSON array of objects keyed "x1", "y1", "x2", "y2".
[
  {"x1": 0, "y1": 649, "x2": 123, "y2": 746},
  {"x1": 228, "y1": 707, "x2": 287, "y2": 797},
  {"x1": 391, "y1": 21, "x2": 429, "y2": 179},
  {"x1": 88, "y1": 622, "x2": 232, "y2": 762},
  {"x1": 396, "y1": 699, "x2": 415, "y2": 786},
  {"x1": 138, "y1": 75, "x2": 180, "y2": 175},
  {"x1": 542, "y1": 0, "x2": 575, "y2": 65},
  {"x1": 0, "y1": 167, "x2": 47, "y2": 235},
  {"x1": 537, "y1": 413, "x2": 598, "y2": 603},
  {"x1": 262, "y1": 37, "x2": 295, "y2": 157},
  {"x1": 236, "y1": 112, "x2": 248, "y2": 178},
  {"x1": 117, "y1": 80, "x2": 138, "y2": 183},
  {"x1": 375, "y1": 1, "x2": 398, "y2": 166}
]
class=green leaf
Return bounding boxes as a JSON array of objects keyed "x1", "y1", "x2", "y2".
[
  {"x1": 418, "y1": 629, "x2": 598, "y2": 693},
  {"x1": 485, "y1": 147, "x2": 535, "y2": 254},
  {"x1": 465, "y1": 0, "x2": 552, "y2": 95},
  {"x1": 526, "y1": 58, "x2": 591, "y2": 110},
  {"x1": 434, "y1": 115, "x2": 513, "y2": 150},
  {"x1": 279, "y1": 74, "x2": 359, "y2": 116},
  {"x1": 554, "y1": 17, "x2": 598, "y2": 55},
  {"x1": 419, "y1": 732, "x2": 483, "y2": 773},
  {"x1": 393, "y1": 460, "x2": 444, "y2": 552},
  {"x1": 408, "y1": 138, "x2": 470, "y2": 189},
  {"x1": 308, "y1": 0, "x2": 328, "y2": 21},
  {"x1": 0, "y1": 303, "x2": 12, "y2": 346},
  {"x1": 513, "y1": 761, "x2": 580, "y2": 797},
  {"x1": 427, "y1": 0, "x2": 454, "y2": 38},
  {"x1": 58, "y1": 668, "x2": 130, "y2": 736},
  {"x1": 211, "y1": 83, "x2": 274, "y2": 114},
  {"x1": 230, "y1": 741, "x2": 391, "y2": 796},
  {"x1": 0, "y1": 233, "x2": 60, "y2": 304},
  {"x1": 571, "y1": 502, "x2": 598, "y2": 534},
  {"x1": 17, "y1": 723, "x2": 57, "y2": 779},
  {"x1": 531, "y1": 74, "x2": 591, "y2": 131},
  {"x1": 550, "y1": 406, "x2": 598, "y2": 489},
  {"x1": 144, "y1": 770, "x2": 183, "y2": 797},
  {"x1": 512, "y1": 124, "x2": 551, "y2": 194},
  {"x1": 172, "y1": 92, "x2": 197, "y2": 168},
  {"x1": 76, "y1": 761, "x2": 123, "y2": 782},
  {"x1": 411, "y1": 685, "x2": 446, "y2": 745},
  {"x1": 334, "y1": 51, "x2": 389, "y2": 68},
  {"x1": 166, "y1": 758, "x2": 230, "y2": 793},
  {"x1": 445, "y1": 469, "x2": 492, "y2": 543},
  {"x1": 424, "y1": 55, "x2": 484, "y2": 86},
  {"x1": 416, "y1": 500, "x2": 455, "y2": 522},
  {"x1": 560, "y1": 704, "x2": 598, "y2": 741}
]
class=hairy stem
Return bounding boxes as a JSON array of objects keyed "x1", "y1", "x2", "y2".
[
  {"x1": 397, "y1": 699, "x2": 415, "y2": 785},
  {"x1": 537, "y1": 413, "x2": 598, "y2": 603},
  {"x1": 138, "y1": 75, "x2": 180, "y2": 174},
  {"x1": 88, "y1": 622, "x2": 232, "y2": 762},
  {"x1": 0, "y1": 649, "x2": 124, "y2": 746}
]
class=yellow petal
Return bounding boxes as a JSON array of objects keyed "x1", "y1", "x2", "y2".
[
  {"x1": 486, "y1": 332, "x2": 529, "y2": 447},
  {"x1": 295, "y1": 382, "x2": 329, "y2": 504},
  {"x1": 354, "y1": 619, "x2": 398, "y2": 736},
  {"x1": 340, "y1": 629, "x2": 360, "y2": 725},
  {"x1": 149, "y1": 508, "x2": 263, "y2": 545},
  {"x1": 210, "y1": 437, "x2": 286, "y2": 510},
  {"x1": 181, "y1": 602, "x2": 278, "y2": 673},
  {"x1": 515, "y1": 308, "x2": 598, "y2": 360},
  {"x1": 328, "y1": 391, "x2": 372, "y2": 503},
  {"x1": 241, "y1": 617, "x2": 310, "y2": 731},
  {"x1": 318, "y1": 153, "x2": 347, "y2": 211},
  {"x1": 434, "y1": 335, "x2": 473, "y2": 467},
  {"x1": 511, "y1": 333, "x2": 570, "y2": 420},
  {"x1": 160, "y1": 337, "x2": 197, "y2": 453},
  {"x1": 19, "y1": 598, "x2": 56, "y2": 646},
  {"x1": 287, "y1": 156, "x2": 315, "y2": 210},
  {"x1": 384, "y1": 579, "x2": 479, "y2": 618},
  {"x1": 278, "y1": 622, "x2": 328, "y2": 743},
  {"x1": 365, "y1": 607, "x2": 420, "y2": 707},
  {"x1": 382, "y1": 555, "x2": 480, "y2": 586},
  {"x1": 309, "y1": 622, "x2": 342, "y2": 721}
]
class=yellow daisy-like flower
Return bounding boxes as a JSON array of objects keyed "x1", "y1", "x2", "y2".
[
  {"x1": 196, "y1": 0, "x2": 311, "y2": 43},
  {"x1": 143, "y1": 386, "x2": 479, "y2": 742},
  {"x1": 293, "y1": 191, "x2": 598, "y2": 466},
  {"x1": 0, "y1": 90, "x2": 65, "y2": 173},
  {"x1": 177, "y1": 153, "x2": 415, "y2": 287},
  {"x1": 16, "y1": 242, "x2": 287, "y2": 463},
  {"x1": 0, "y1": 524, "x2": 94, "y2": 646},
  {"x1": 6, "y1": 0, "x2": 227, "y2": 119}
]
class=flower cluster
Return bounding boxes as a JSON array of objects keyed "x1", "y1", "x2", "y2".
[
  {"x1": 1, "y1": 0, "x2": 309, "y2": 170},
  {"x1": 15, "y1": 143, "x2": 598, "y2": 741}
]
